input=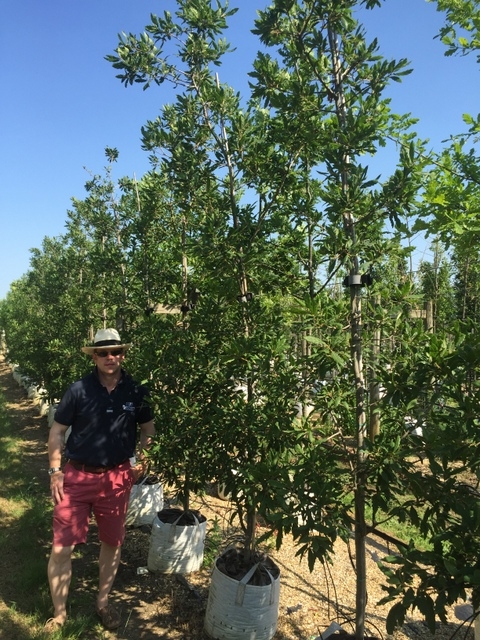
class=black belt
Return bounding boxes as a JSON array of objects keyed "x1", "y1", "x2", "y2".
[{"x1": 67, "y1": 459, "x2": 122, "y2": 474}]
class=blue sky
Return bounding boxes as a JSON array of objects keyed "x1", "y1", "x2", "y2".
[{"x1": 1, "y1": 0, "x2": 479, "y2": 300}]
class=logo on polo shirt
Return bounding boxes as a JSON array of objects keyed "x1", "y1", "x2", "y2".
[{"x1": 123, "y1": 402, "x2": 135, "y2": 412}]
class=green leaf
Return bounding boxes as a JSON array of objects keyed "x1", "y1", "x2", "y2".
[{"x1": 386, "y1": 602, "x2": 406, "y2": 634}]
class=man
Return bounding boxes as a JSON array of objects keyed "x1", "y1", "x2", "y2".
[{"x1": 45, "y1": 328, "x2": 155, "y2": 633}]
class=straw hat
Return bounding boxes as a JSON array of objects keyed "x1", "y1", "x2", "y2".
[{"x1": 81, "y1": 328, "x2": 131, "y2": 354}]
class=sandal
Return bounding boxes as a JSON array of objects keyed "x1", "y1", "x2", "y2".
[
  {"x1": 96, "y1": 603, "x2": 121, "y2": 630},
  {"x1": 43, "y1": 617, "x2": 64, "y2": 633}
]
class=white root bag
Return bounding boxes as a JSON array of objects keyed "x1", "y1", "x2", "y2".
[
  {"x1": 126, "y1": 476, "x2": 164, "y2": 527},
  {"x1": 147, "y1": 512, "x2": 207, "y2": 574},
  {"x1": 204, "y1": 560, "x2": 280, "y2": 640}
]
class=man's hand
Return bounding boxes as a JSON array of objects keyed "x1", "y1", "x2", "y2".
[
  {"x1": 132, "y1": 459, "x2": 148, "y2": 483},
  {"x1": 50, "y1": 471, "x2": 65, "y2": 504}
]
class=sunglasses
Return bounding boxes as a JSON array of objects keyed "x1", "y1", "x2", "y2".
[{"x1": 94, "y1": 349, "x2": 124, "y2": 357}]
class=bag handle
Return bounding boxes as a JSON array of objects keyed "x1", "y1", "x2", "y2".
[
  {"x1": 235, "y1": 562, "x2": 259, "y2": 606},
  {"x1": 168, "y1": 512, "x2": 200, "y2": 542},
  {"x1": 264, "y1": 568, "x2": 276, "y2": 605},
  {"x1": 235, "y1": 563, "x2": 277, "y2": 606}
]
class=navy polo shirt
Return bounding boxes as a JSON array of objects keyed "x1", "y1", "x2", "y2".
[{"x1": 55, "y1": 368, "x2": 153, "y2": 467}]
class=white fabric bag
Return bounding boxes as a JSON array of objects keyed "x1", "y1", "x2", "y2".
[
  {"x1": 126, "y1": 475, "x2": 164, "y2": 527},
  {"x1": 204, "y1": 558, "x2": 280, "y2": 640},
  {"x1": 147, "y1": 509, "x2": 207, "y2": 574}
]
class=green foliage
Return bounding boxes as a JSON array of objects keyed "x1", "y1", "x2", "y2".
[
  {"x1": 1, "y1": 255, "x2": 91, "y2": 400},
  {"x1": 430, "y1": 0, "x2": 480, "y2": 62},
  {"x1": 416, "y1": 136, "x2": 480, "y2": 245},
  {"x1": 376, "y1": 325, "x2": 480, "y2": 632},
  {"x1": 106, "y1": 0, "x2": 238, "y2": 90},
  {"x1": 203, "y1": 517, "x2": 223, "y2": 568}
]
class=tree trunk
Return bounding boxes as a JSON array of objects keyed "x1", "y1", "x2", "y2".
[
  {"x1": 329, "y1": 22, "x2": 368, "y2": 640},
  {"x1": 369, "y1": 295, "x2": 382, "y2": 441},
  {"x1": 352, "y1": 279, "x2": 367, "y2": 640}
]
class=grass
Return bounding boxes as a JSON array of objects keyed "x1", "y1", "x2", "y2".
[
  {"x1": 0, "y1": 390, "x2": 109, "y2": 639},
  {"x1": 388, "y1": 517, "x2": 430, "y2": 551},
  {"x1": 0, "y1": 390, "x2": 52, "y2": 638},
  {"x1": 365, "y1": 503, "x2": 431, "y2": 552}
]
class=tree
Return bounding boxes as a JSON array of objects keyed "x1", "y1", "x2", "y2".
[
  {"x1": 0, "y1": 237, "x2": 92, "y2": 399},
  {"x1": 108, "y1": 0, "x2": 307, "y2": 559},
  {"x1": 418, "y1": 239, "x2": 455, "y2": 333},
  {"x1": 251, "y1": 1, "x2": 423, "y2": 637}
]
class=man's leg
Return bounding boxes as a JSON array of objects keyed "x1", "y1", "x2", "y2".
[
  {"x1": 93, "y1": 463, "x2": 132, "y2": 628},
  {"x1": 48, "y1": 463, "x2": 94, "y2": 624},
  {"x1": 96, "y1": 541, "x2": 122, "y2": 611},
  {"x1": 95, "y1": 542, "x2": 123, "y2": 629},
  {"x1": 47, "y1": 544, "x2": 75, "y2": 624}
]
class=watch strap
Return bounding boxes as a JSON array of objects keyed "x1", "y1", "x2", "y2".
[{"x1": 48, "y1": 467, "x2": 62, "y2": 475}]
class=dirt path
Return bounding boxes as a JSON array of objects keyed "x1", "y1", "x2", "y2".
[{"x1": 0, "y1": 356, "x2": 474, "y2": 640}]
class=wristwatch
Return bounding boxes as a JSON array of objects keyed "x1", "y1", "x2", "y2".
[{"x1": 48, "y1": 467, "x2": 62, "y2": 475}]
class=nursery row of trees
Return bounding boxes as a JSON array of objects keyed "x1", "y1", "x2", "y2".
[{"x1": 2, "y1": 1, "x2": 480, "y2": 638}]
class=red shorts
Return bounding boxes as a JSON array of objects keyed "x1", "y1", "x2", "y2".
[{"x1": 52, "y1": 461, "x2": 134, "y2": 548}]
